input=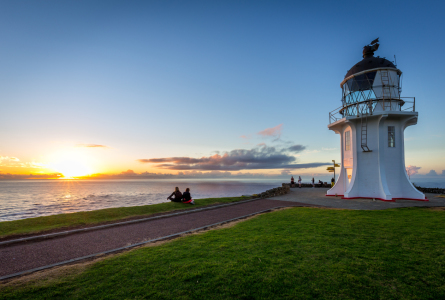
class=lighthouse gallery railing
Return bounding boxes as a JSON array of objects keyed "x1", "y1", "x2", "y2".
[{"x1": 329, "y1": 97, "x2": 416, "y2": 124}]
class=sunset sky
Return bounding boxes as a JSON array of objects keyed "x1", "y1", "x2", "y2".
[{"x1": 1, "y1": 0, "x2": 444, "y2": 179}]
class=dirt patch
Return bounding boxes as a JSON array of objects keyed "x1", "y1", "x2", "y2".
[
  {"x1": 427, "y1": 207, "x2": 445, "y2": 211},
  {"x1": 0, "y1": 258, "x2": 91, "y2": 288}
]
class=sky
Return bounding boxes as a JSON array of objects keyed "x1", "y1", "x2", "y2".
[{"x1": 0, "y1": 0, "x2": 444, "y2": 180}]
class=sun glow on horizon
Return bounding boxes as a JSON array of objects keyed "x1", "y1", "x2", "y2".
[
  {"x1": 48, "y1": 150, "x2": 94, "y2": 179},
  {"x1": 52, "y1": 159, "x2": 92, "y2": 178}
]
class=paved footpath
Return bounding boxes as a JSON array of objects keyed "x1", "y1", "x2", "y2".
[
  {"x1": 2, "y1": 189, "x2": 443, "y2": 280},
  {"x1": 0, "y1": 199, "x2": 318, "y2": 279},
  {"x1": 271, "y1": 188, "x2": 445, "y2": 210}
]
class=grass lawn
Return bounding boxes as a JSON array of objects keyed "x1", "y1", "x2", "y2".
[
  {"x1": 1, "y1": 207, "x2": 445, "y2": 299},
  {"x1": 0, "y1": 196, "x2": 249, "y2": 238}
]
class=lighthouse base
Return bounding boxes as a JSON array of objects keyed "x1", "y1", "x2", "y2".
[
  {"x1": 327, "y1": 195, "x2": 429, "y2": 202},
  {"x1": 326, "y1": 112, "x2": 426, "y2": 202}
]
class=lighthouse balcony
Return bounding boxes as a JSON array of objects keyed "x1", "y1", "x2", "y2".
[{"x1": 329, "y1": 97, "x2": 415, "y2": 124}]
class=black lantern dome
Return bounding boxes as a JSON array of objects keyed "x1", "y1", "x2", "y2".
[{"x1": 345, "y1": 56, "x2": 396, "y2": 79}]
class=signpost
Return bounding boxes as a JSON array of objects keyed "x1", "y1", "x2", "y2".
[{"x1": 327, "y1": 160, "x2": 340, "y2": 183}]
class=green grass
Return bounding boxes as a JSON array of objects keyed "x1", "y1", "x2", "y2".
[
  {"x1": 2, "y1": 207, "x2": 445, "y2": 299},
  {"x1": 0, "y1": 196, "x2": 249, "y2": 238}
]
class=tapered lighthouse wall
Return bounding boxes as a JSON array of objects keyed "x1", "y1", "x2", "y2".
[
  {"x1": 385, "y1": 116, "x2": 425, "y2": 199},
  {"x1": 327, "y1": 125, "x2": 348, "y2": 196},
  {"x1": 345, "y1": 117, "x2": 387, "y2": 199},
  {"x1": 327, "y1": 112, "x2": 425, "y2": 200},
  {"x1": 383, "y1": 117, "x2": 410, "y2": 197}
]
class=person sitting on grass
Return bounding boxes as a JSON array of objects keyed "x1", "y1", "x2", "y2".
[
  {"x1": 167, "y1": 187, "x2": 183, "y2": 202},
  {"x1": 181, "y1": 188, "x2": 195, "y2": 205}
]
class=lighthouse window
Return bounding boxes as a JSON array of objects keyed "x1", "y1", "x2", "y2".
[
  {"x1": 388, "y1": 126, "x2": 395, "y2": 147},
  {"x1": 345, "y1": 71, "x2": 377, "y2": 92},
  {"x1": 345, "y1": 131, "x2": 351, "y2": 151}
]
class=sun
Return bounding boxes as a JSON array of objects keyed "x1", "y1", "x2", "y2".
[
  {"x1": 52, "y1": 159, "x2": 92, "y2": 178},
  {"x1": 48, "y1": 151, "x2": 94, "y2": 179}
]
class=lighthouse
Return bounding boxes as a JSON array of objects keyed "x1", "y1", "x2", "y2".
[{"x1": 326, "y1": 39, "x2": 426, "y2": 201}]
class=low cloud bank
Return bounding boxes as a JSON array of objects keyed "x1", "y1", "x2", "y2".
[
  {"x1": 409, "y1": 168, "x2": 445, "y2": 177},
  {"x1": 84, "y1": 170, "x2": 316, "y2": 180},
  {"x1": 76, "y1": 144, "x2": 108, "y2": 148},
  {"x1": 422, "y1": 170, "x2": 445, "y2": 176},
  {"x1": 138, "y1": 144, "x2": 330, "y2": 171},
  {"x1": 0, "y1": 172, "x2": 62, "y2": 179}
]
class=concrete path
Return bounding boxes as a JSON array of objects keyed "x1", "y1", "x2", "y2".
[
  {"x1": 0, "y1": 199, "x2": 318, "y2": 280},
  {"x1": 270, "y1": 187, "x2": 445, "y2": 210}
]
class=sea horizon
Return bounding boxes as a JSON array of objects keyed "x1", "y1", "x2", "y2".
[{"x1": 1, "y1": 177, "x2": 444, "y2": 222}]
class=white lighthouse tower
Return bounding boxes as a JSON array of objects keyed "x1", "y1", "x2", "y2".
[{"x1": 327, "y1": 39, "x2": 425, "y2": 201}]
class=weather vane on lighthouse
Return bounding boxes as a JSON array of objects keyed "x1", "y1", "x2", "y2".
[{"x1": 326, "y1": 39, "x2": 426, "y2": 201}]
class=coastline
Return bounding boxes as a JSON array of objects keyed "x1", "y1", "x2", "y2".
[
  {"x1": 0, "y1": 196, "x2": 251, "y2": 240},
  {"x1": 2, "y1": 183, "x2": 443, "y2": 240}
]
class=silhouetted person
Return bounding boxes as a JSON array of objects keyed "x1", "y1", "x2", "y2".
[
  {"x1": 167, "y1": 187, "x2": 182, "y2": 202},
  {"x1": 291, "y1": 176, "x2": 295, "y2": 185},
  {"x1": 182, "y1": 188, "x2": 195, "y2": 205}
]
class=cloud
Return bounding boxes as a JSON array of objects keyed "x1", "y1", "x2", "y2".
[
  {"x1": 0, "y1": 156, "x2": 25, "y2": 168},
  {"x1": 257, "y1": 124, "x2": 282, "y2": 138},
  {"x1": 322, "y1": 147, "x2": 337, "y2": 151},
  {"x1": 0, "y1": 156, "x2": 45, "y2": 169},
  {"x1": 0, "y1": 156, "x2": 22, "y2": 167},
  {"x1": 425, "y1": 170, "x2": 438, "y2": 176},
  {"x1": 1, "y1": 156, "x2": 20, "y2": 162},
  {"x1": 137, "y1": 144, "x2": 328, "y2": 171},
  {"x1": 287, "y1": 145, "x2": 306, "y2": 153},
  {"x1": 76, "y1": 144, "x2": 108, "y2": 148},
  {"x1": 408, "y1": 168, "x2": 445, "y2": 177},
  {"x1": 240, "y1": 135, "x2": 251, "y2": 139},
  {"x1": 406, "y1": 165, "x2": 421, "y2": 177},
  {"x1": 0, "y1": 172, "x2": 62, "y2": 179},
  {"x1": 84, "y1": 170, "x2": 302, "y2": 180},
  {"x1": 79, "y1": 171, "x2": 175, "y2": 180},
  {"x1": 177, "y1": 170, "x2": 233, "y2": 178},
  {"x1": 121, "y1": 169, "x2": 137, "y2": 176},
  {"x1": 281, "y1": 170, "x2": 292, "y2": 176}
]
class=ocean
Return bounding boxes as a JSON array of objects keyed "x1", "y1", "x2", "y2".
[
  {"x1": 0, "y1": 177, "x2": 443, "y2": 222},
  {"x1": 0, "y1": 179, "x2": 283, "y2": 222},
  {"x1": 410, "y1": 177, "x2": 445, "y2": 189}
]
